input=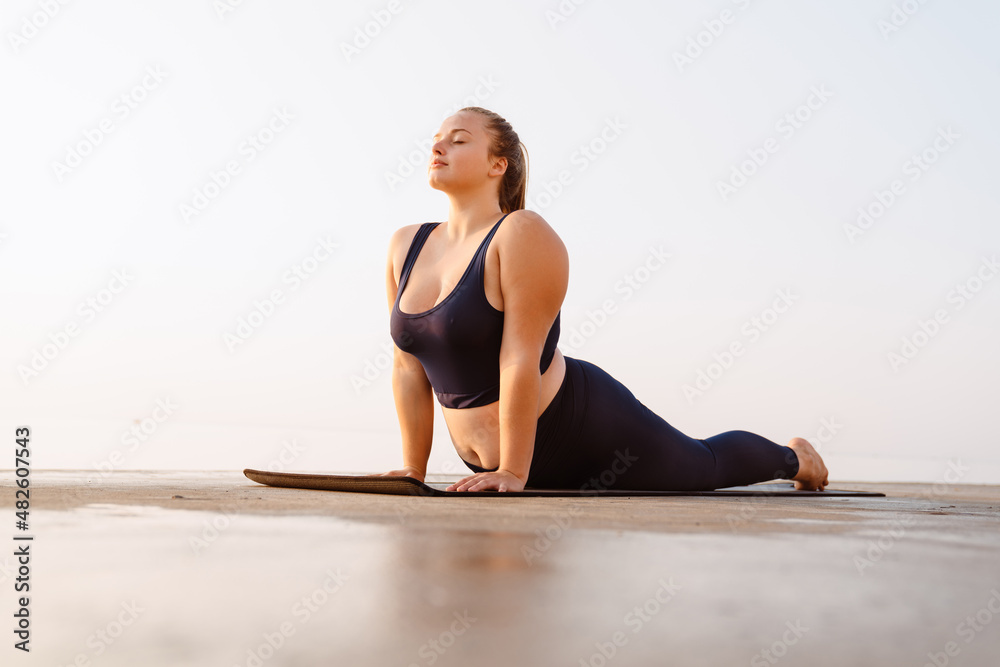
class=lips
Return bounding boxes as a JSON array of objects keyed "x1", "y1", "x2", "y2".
[{"x1": 431, "y1": 161, "x2": 447, "y2": 167}]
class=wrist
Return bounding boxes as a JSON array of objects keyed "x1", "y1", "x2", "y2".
[{"x1": 500, "y1": 468, "x2": 528, "y2": 484}]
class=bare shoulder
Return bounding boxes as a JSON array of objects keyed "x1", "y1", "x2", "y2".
[
  {"x1": 387, "y1": 222, "x2": 424, "y2": 255},
  {"x1": 386, "y1": 222, "x2": 426, "y2": 273},
  {"x1": 504, "y1": 208, "x2": 556, "y2": 232},
  {"x1": 498, "y1": 209, "x2": 567, "y2": 254},
  {"x1": 385, "y1": 222, "x2": 430, "y2": 309},
  {"x1": 495, "y1": 209, "x2": 569, "y2": 302}
]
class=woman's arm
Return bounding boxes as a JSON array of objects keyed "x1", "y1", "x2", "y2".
[
  {"x1": 390, "y1": 356, "x2": 434, "y2": 478},
  {"x1": 384, "y1": 226, "x2": 435, "y2": 478},
  {"x1": 495, "y1": 211, "x2": 570, "y2": 483}
]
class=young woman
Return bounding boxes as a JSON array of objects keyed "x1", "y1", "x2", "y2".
[{"x1": 378, "y1": 107, "x2": 829, "y2": 493}]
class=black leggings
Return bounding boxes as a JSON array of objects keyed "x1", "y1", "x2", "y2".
[{"x1": 461, "y1": 355, "x2": 800, "y2": 491}]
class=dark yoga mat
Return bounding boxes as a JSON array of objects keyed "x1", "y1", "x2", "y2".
[{"x1": 243, "y1": 468, "x2": 885, "y2": 497}]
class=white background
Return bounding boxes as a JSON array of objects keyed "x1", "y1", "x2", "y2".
[{"x1": 2, "y1": 0, "x2": 998, "y2": 483}]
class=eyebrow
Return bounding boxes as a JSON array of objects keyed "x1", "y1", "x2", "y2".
[{"x1": 432, "y1": 128, "x2": 471, "y2": 140}]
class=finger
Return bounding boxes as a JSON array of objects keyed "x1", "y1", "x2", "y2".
[
  {"x1": 467, "y1": 478, "x2": 494, "y2": 492},
  {"x1": 446, "y1": 476, "x2": 475, "y2": 491},
  {"x1": 460, "y1": 476, "x2": 481, "y2": 490}
]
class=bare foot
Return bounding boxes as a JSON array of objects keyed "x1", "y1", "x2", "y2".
[{"x1": 786, "y1": 437, "x2": 829, "y2": 491}]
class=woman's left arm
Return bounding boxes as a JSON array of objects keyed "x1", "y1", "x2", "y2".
[
  {"x1": 496, "y1": 211, "x2": 569, "y2": 485},
  {"x1": 444, "y1": 210, "x2": 569, "y2": 492}
]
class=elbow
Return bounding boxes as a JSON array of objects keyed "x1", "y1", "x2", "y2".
[{"x1": 499, "y1": 354, "x2": 545, "y2": 378}]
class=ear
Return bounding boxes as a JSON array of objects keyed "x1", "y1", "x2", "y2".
[{"x1": 489, "y1": 155, "x2": 508, "y2": 178}]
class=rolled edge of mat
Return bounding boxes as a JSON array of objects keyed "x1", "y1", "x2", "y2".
[{"x1": 243, "y1": 468, "x2": 440, "y2": 496}]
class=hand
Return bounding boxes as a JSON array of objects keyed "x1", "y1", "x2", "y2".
[
  {"x1": 445, "y1": 469, "x2": 526, "y2": 493},
  {"x1": 376, "y1": 466, "x2": 425, "y2": 483}
]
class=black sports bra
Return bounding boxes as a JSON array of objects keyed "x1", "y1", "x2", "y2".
[{"x1": 389, "y1": 212, "x2": 561, "y2": 409}]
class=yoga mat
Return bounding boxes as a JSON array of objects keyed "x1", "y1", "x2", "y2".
[{"x1": 243, "y1": 469, "x2": 885, "y2": 497}]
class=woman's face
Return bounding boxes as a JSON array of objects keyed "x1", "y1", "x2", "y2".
[{"x1": 428, "y1": 111, "x2": 503, "y2": 193}]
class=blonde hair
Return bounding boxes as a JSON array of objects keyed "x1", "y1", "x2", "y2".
[{"x1": 459, "y1": 106, "x2": 529, "y2": 214}]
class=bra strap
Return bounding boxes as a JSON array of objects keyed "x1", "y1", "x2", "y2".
[
  {"x1": 472, "y1": 213, "x2": 510, "y2": 277},
  {"x1": 399, "y1": 223, "x2": 439, "y2": 291}
]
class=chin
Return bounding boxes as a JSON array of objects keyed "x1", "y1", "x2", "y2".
[{"x1": 427, "y1": 174, "x2": 452, "y2": 193}]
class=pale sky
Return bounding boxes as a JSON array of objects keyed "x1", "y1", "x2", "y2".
[{"x1": 2, "y1": 0, "x2": 998, "y2": 483}]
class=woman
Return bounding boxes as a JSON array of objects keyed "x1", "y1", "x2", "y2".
[{"x1": 379, "y1": 106, "x2": 828, "y2": 493}]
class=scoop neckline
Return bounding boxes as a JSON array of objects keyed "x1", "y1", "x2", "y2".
[
  {"x1": 394, "y1": 223, "x2": 475, "y2": 318},
  {"x1": 394, "y1": 216, "x2": 507, "y2": 318}
]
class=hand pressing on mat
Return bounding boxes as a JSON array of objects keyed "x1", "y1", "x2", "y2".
[
  {"x1": 445, "y1": 469, "x2": 526, "y2": 493},
  {"x1": 376, "y1": 466, "x2": 425, "y2": 482}
]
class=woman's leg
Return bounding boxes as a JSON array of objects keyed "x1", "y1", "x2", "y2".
[{"x1": 532, "y1": 356, "x2": 802, "y2": 491}]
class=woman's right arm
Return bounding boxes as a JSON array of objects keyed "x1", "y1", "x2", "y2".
[{"x1": 378, "y1": 226, "x2": 434, "y2": 481}]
